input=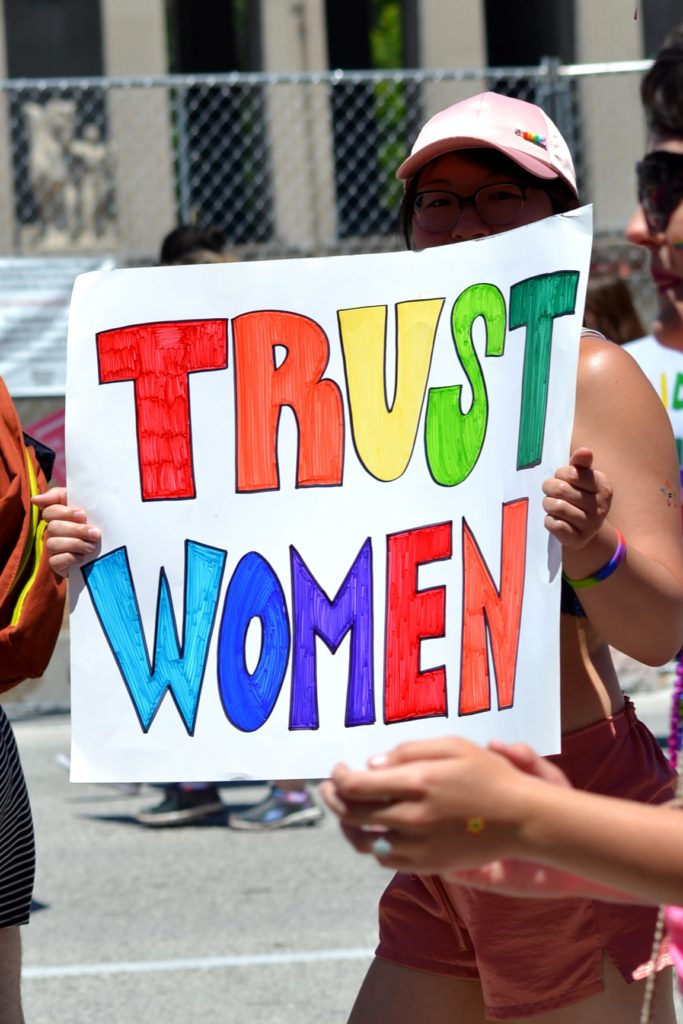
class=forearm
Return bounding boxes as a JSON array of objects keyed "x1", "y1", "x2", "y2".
[
  {"x1": 555, "y1": 340, "x2": 683, "y2": 664},
  {"x1": 517, "y1": 783, "x2": 683, "y2": 906}
]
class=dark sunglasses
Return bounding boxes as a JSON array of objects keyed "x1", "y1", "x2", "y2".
[{"x1": 636, "y1": 150, "x2": 683, "y2": 233}]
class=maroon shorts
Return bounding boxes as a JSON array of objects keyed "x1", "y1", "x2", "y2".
[{"x1": 376, "y1": 697, "x2": 675, "y2": 1020}]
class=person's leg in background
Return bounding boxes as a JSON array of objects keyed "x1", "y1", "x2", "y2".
[
  {"x1": 228, "y1": 779, "x2": 323, "y2": 831},
  {"x1": 0, "y1": 926, "x2": 25, "y2": 1024},
  {"x1": 135, "y1": 782, "x2": 224, "y2": 826}
]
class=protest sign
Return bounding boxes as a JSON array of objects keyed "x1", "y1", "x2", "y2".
[{"x1": 66, "y1": 208, "x2": 592, "y2": 782}]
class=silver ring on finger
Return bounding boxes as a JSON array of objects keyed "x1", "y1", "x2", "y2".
[{"x1": 371, "y1": 835, "x2": 393, "y2": 858}]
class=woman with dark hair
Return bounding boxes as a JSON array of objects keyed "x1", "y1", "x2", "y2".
[
  {"x1": 32, "y1": 79, "x2": 683, "y2": 1022},
  {"x1": 626, "y1": 26, "x2": 683, "y2": 352},
  {"x1": 321, "y1": 90, "x2": 683, "y2": 1023},
  {"x1": 158, "y1": 223, "x2": 226, "y2": 265}
]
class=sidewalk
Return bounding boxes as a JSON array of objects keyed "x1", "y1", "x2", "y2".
[
  {"x1": 15, "y1": 715, "x2": 383, "y2": 1024},
  {"x1": 5, "y1": 640, "x2": 681, "y2": 1021}
]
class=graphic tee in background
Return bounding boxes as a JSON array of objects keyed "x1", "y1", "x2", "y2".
[
  {"x1": 624, "y1": 335, "x2": 683, "y2": 502},
  {"x1": 622, "y1": 338, "x2": 683, "y2": 991}
]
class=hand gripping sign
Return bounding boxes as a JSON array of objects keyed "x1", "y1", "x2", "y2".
[{"x1": 66, "y1": 208, "x2": 591, "y2": 782}]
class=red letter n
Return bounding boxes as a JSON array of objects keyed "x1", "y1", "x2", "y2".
[
  {"x1": 384, "y1": 522, "x2": 452, "y2": 722},
  {"x1": 97, "y1": 319, "x2": 228, "y2": 500},
  {"x1": 459, "y1": 499, "x2": 528, "y2": 715},
  {"x1": 232, "y1": 311, "x2": 344, "y2": 492}
]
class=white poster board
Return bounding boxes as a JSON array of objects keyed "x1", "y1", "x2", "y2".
[{"x1": 67, "y1": 208, "x2": 592, "y2": 782}]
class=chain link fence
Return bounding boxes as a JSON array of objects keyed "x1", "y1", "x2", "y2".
[
  {"x1": 0, "y1": 61, "x2": 665, "y2": 717},
  {"x1": 0, "y1": 59, "x2": 656, "y2": 318}
]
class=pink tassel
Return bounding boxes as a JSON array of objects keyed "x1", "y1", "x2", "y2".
[{"x1": 668, "y1": 653, "x2": 683, "y2": 768}]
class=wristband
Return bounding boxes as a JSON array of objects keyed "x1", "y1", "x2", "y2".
[{"x1": 562, "y1": 530, "x2": 626, "y2": 590}]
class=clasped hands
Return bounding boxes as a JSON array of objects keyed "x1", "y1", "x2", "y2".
[{"x1": 320, "y1": 736, "x2": 570, "y2": 884}]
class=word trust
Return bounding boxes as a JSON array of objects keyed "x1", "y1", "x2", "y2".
[{"x1": 96, "y1": 271, "x2": 579, "y2": 500}]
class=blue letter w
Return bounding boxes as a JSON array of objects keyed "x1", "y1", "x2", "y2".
[{"x1": 82, "y1": 542, "x2": 226, "y2": 733}]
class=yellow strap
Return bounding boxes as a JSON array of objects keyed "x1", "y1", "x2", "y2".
[{"x1": 10, "y1": 451, "x2": 46, "y2": 626}]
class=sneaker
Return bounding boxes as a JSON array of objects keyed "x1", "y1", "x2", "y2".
[
  {"x1": 228, "y1": 787, "x2": 323, "y2": 831},
  {"x1": 135, "y1": 785, "x2": 224, "y2": 827}
]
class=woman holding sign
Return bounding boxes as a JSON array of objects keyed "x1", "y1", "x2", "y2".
[
  {"x1": 36, "y1": 90, "x2": 683, "y2": 1021},
  {"x1": 322, "y1": 91, "x2": 683, "y2": 1023}
]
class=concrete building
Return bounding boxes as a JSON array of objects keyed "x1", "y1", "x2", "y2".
[{"x1": 0, "y1": 0, "x2": 677, "y2": 259}]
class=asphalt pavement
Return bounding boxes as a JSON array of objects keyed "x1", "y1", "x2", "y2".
[
  {"x1": 10, "y1": 662, "x2": 683, "y2": 1024},
  {"x1": 14, "y1": 714, "x2": 387, "y2": 1024}
]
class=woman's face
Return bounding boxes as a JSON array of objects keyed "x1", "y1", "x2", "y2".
[
  {"x1": 626, "y1": 134, "x2": 683, "y2": 350},
  {"x1": 410, "y1": 150, "x2": 555, "y2": 250}
]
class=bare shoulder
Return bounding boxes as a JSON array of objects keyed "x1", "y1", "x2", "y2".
[
  {"x1": 577, "y1": 334, "x2": 663, "y2": 410},
  {"x1": 573, "y1": 334, "x2": 676, "y2": 459}
]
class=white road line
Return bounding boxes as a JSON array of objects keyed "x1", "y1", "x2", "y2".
[{"x1": 24, "y1": 947, "x2": 375, "y2": 980}]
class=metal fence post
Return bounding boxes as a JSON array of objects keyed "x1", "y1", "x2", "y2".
[
  {"x1": 537, "y1": 55, "x2": 561, "y2": 121},
  {"x1": 174, "y1": 83, "x2": 192, "y2": 226},
  {"x1": 538, "y1": 55, "x2": 580, "y2": 169}
]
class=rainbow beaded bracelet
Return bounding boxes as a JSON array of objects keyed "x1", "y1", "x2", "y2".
[{"x1": 562, "y1": 530, "x2": 627, "y2": 590}]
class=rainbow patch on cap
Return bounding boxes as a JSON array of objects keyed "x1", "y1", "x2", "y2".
[{"x1": 515, "y1": 129, "x2": 547, "y2": 149}]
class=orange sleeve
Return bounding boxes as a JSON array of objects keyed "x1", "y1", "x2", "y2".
[{"x1": 0, "y1": 379, "x2": 66, "y2": 690}]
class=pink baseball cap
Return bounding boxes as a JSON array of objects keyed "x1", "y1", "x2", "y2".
[{"x1": 396, "y1": 91, "x2": 578, "y2": 198}]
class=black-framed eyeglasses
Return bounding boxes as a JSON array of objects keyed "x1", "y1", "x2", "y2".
[
  {"x1": 413, "y1": 182, "x2": 528, "y2": 233},
  {"x1": 636, "y1": 151, "x2": 683, "y2": 234}
]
